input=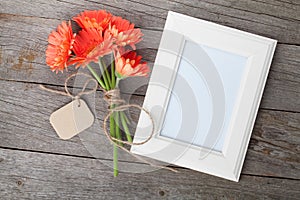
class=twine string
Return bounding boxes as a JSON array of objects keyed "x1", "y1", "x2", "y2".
[
  {"x1": 103, "y1": 88, "x2": 177, "y2": 172},
  {"x1": 39, "y1": 72, "x2": 98, "y2": 106},
  {"x1": 40, "y1": 72, "x2": 177, "y2": 172}
]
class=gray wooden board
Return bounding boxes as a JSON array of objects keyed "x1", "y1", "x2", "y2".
[
  {"x1": 0, "y1": 80, "x2": 299, "y2": 180},
  {"x1": 0, "y1": 0, "x2": 299, "y2": 44},
  {"x1": 0, "y1": 148, "x2": 299, "y2": 200},
  {"x1": 0, "y1": 15, "x2": 300, "y2": 112},
  {"x1": 1, "y1": 0, "x2": 300, "y2": 198}
]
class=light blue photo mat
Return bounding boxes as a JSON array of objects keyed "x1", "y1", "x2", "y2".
[{"x1": 160, "y1": 40, "x2": 247, "y2": 152}]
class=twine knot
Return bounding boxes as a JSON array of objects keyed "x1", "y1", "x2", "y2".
[
  {"x1": 104, "y1": 89, "x2": 126, "y2": 110},
  {"x1": 39, "y1": 72, "x2": 98, "y2": 107},
  {"x1": 40, "y1": 72, "x2": 177, "y2": 173},
  {"x1": 102, "y1": 89, "x2": 177, "y2": 173}
]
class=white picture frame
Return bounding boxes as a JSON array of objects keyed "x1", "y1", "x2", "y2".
[{"x1": 131, "y1": 11, "x2": 277, "y2": 181}]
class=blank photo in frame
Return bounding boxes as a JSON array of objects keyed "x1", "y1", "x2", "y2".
[{"x1": 131, "y1": 11, "x2": 277, "y2": 181}]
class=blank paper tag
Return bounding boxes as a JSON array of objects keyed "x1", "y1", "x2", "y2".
[{"x1": 50, "y1": 99, "x2": 94, "y2": 140}]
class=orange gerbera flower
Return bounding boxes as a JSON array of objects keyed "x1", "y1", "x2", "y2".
[
  {"x1": 107, "y1": 16, "x2": 143, "y2": 49},
  {"x1": 73, "y1": 10, "x2": 112, "y2": 31},
  {"x1": 46, "y1": 21, "x2": 75, "y2": 73},
  {"x1": 69, "y1": 28, "x2": 115, "y2": 68},
  {"x1": 115, "y1": 49, "x2": 150, "y2": 78}
]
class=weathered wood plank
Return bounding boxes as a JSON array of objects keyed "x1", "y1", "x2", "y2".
[
  {"x1": 1, "y1": 14, "x2": 300, "y2": 112},
  {"x1": 169, "y1": 0, "x2": 300, "y2": 21},
  {"x1": 260, "y1": 44, "x2": 300, "y2": 112},
  {"x1": 0, "y1": 148, "x2": 299, "y2": 200},
  {"x1": 0, "y1": 80, "x2": 299, "y2": 179},
  {"x1": 244, "y1": 110, "x2": 300, "y2": 179},
  {"x1": 1, "y1": 0, "x2": 299, "y2": 198},
  {"x1": 0, "y1": 0, "x2": 299, "y2": 44}
]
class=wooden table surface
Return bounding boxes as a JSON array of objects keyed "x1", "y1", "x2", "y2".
[{"x1": 1, "y1": 0, "x2": 300, "y2": 199}]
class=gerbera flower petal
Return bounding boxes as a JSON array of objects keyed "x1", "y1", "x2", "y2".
[
  {"x1": 69, "y1": 28, "x2": 115, "y2": 68},
  {"x1": 107, "y1": 16, "x2": 143, "y2": 49},
  {"x1": 73, "y1": 10, "x2": 112, "y2": 31},
  {"x1": 45, "y1": 21, "x2": 75, "y2": 73},
  {"x1": 115, "y1": 49, "x2": 150, "y2": 78}
]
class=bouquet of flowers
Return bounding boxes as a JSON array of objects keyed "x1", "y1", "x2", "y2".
[{"x1": 46, "y1": 10, "x2": 150, "y2": 176}]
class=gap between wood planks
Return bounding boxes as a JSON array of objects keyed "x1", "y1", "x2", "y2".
[
  {"x1": 0, "y1": 78, "x2": 299, "y2": 115},
  {"x1": 0, "y1": 12, "x2": 297, "y2": 41},
  {"x1": 0, "y1": 78, "x2": 299, "y2": 181},
  {"x1": 1, "y1": 3, "x2": 299, "y2": 45},
  {"x1": 0, "y1": 146, "x2": 299, "y2": 182}
]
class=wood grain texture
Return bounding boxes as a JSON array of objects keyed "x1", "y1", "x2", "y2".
[
  {"x1": 0, "y1": 14, "x2": 300, "y2": 112},
  {"x1": 0, "y1": 0, "x2": 299, "y2": 44},
  {"x1": 0, "y1": 148, "x2": 299, "y2": 200},
  {"x1": 1, "y1": 0, "x2": 300, "y2": 198},
  {"x1": 0, "y1": 80, "x2": 299, "y2": 179}
]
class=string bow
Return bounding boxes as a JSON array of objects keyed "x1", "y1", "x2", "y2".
[
  {"x1": 39, "y1": 72, "x2": 98, "y2": 106},
  {"x1": 40, "y1": 72, "x2": 177, "y2": 172}
]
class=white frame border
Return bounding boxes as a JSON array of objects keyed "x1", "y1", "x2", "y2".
[{"x1": 131, "y1": 11, "x2": 277, "y2": 182}]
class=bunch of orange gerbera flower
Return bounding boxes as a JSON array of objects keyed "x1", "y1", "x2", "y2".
[
  {"x1": 46, "y1": 10, "x2": 150, "y2": 176},
  {"x1": 46, "y1": 10, "x2": 149, "y2": 79}
]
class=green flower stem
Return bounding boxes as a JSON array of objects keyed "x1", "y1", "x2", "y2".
[
  {"x1": 109, "y1": 114, "x2": 119, "y2": 177},
  {"x1": 102, "y1": 58, "x2": 112, "y2": 88},
  {"x1": 115, "y1": 78, "x2": 120, "y2": 89},
  {"x1": 120, "y1": 112, "x2": 133, "y2": 143},
  {"x1": 122, "y1": 111, "x2": 130, "y2": 125},
  {"x1": 99, "y1": 57, "x2": 120, "y2": 177},
  {"x1": 93, "y1": 56, "x2": 135, "y2": 177},
  {"x1": 115, "y1": 111, "x2": 122, "y2": 146},
  {"x1": 111, "y1": 58, "x2": 116, "y2": 89},
  {"x1": 113, "y1": 144, "x2": 118, "y2": 177},
  {"x1": 109, "y1": 111, "x2": 118, "y2": 177},
  {"x1": 91, "y1": 57, "x2": 120, "y2": 177},
  {"x1": 98, "y1": 57, "x2": 110, "y2": 90},
  {"x1": 87, "y1": 64, "x2": 106, "y2": 90},
  {"x1": 110, "y1": 112, "x2": 116, "y2": 138},
  {"x1": 105, "y1": 70, "x2": 118, "y2": 176}
]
